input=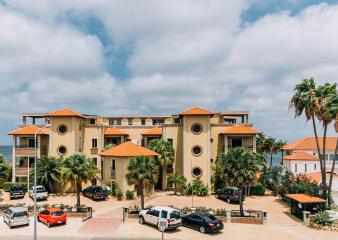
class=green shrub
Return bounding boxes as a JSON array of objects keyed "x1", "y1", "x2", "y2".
[
  {"x1": 3, "y1": 182, "x2": 28, "y2": 192},
  {"x1": 313, "y1": 212, "x2": 333, "y2": 226},
  {"x1": 126, "y1": 190, "x2": 134, "y2": 200},
  {"x1": 116, "y1": 189, "x2": 123, "y2": 200},
  {"x1": 249, "y1": 184, "x2": 265, "y2": 196},
  {"x1": 185, "y1": 178, "x2": 208, "y2": 196}
]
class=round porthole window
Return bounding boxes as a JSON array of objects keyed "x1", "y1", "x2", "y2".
[
  {"x1": 57, "y1": 145, "x2": 67, "y2": 156},
  {"x1": 191, "y1": 145, "x2": 202, "y2": 156},
  {"x1": 192, "y1": 167, "x2": 202, "y2": 177},
  {"x1": 57, "y1": 124, "x2": 68, "y2": 135},
  {"x1": 191, "y1": 123, "x2": 203, "y2": 135}
]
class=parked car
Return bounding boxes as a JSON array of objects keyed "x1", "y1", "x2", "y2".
[
  {"x1": 3, "y1": 207, "x2": 30, "y2": 228},
  {"x1": 37, "y1": 208, "x2": 67, "y2": 227},
  {"x1": 215, "y1": 187, "x2": 244, "y2": 203},
  {"x1": 139, "y1": 206, "x2": 182, "y2": 231},
  {"x1": 29, "y1": 185, "x2": 48, "y2": 201},
  {"x1": 10, "y1": 185, "x2": 26, "y2": 199},
  {"x1": 182, "y1": 212, "x2": 223, "y2": 234},
  {"x1": 83, "y1": 186, "x2": 108, "y2": 200}
]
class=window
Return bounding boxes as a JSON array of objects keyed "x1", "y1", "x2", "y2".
[
  {"x1": 152, "y1": 118, "x2": 165, "y2": 125},
  {"x1": 111, "y1": 159, "x2": 116, "y2": 171},
  {"x1": 191, "y1": 123, "x2": 203, "y2": 134},
  {"x1": 141, "y1": 118, "x2": 146, "y2": 126},
  {"x1": 192, "y1": 167, "x2": 202, "y2": 177},
  {"x1": 329, "y1": 154, "x2": 334, "y2": 161},
  {"x1": 232, "y1": 139, "x2": 242, "y2": 148},
  {"x1": 191, "y1": 145, "x2": 202, "y2": 156},
  {"x1": 92, "y1": 138, "x2": 98, "y2": 148},
  {"x1": 295, "y1": 163, "x2": 297, "y2": 173},
  {"x1": 314, "y1": 164, "x2": 317, "y2": 170},
  {"x1": 191, "y1": 214, "x2": 202, "y2": 221},
  {"x1": 57, "y1": 124, "x2": 68, "y2": 135},
  {"x1": 89, "y1": 118, "x2": 96, "y2": 124},
  {"x1": 174, "y1": 118, "x2": 181, "y2": 124},
  {"x1": 128, "y1": 118, "x2": 133, "y2": 126},
  {"x1": 92, "y1": 158, "x2": 97, "y2": 166},
  {"x1": 109, "y1": 118, "x2": 122, "y2": 126},
  {"x1": 167, "y1": 138, "x2": 173, "y2": 146},
  {"x1": 305, "y1": 164, "x2": 307, "y2": 173},
  {"x1": 161, "y1": 211, "x2": 168, "y2": 219},
  {"x1": 28, "y1": 138, "x2": 35, "y2": 148},
  {"x1": 57, "y1": 145, "x2": 67, "y2": 156}
]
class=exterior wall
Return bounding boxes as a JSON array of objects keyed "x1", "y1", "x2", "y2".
[
  {"x1": 183, "y1": 115, "x2": 210, "y2": 186},
  {"x1": 163, "y1": 125, "x2": 183, "y2": 176},
  {"x1": 284, "y1": 160, "x2": 319, "y2": 174}
]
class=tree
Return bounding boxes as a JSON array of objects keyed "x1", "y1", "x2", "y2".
[
  {"x1": 33, "y1": 156, "x2": 63, "y2": 192},
  {"x1": 167, "y1": 172, "x2": 186, "y2": 195},
  {"x1": 216, "y1": 148, "x2": 265, "y2": 216},
  {"x1": 126, "y1": 156, "x2": 158, "y2": 209},
  {"x1": 257, "y1": 133, "x2": 286, "y2": 167},
  {"x1": 0, "y1": 154, "x2": 11, "y2": 186},
  {"x1": 260, "y1": 166, "x2": 293, "y2": 196},
  {"x1": 62, "y1": 153, "x2": 99, "y2": 208},
  {"x1": 148, "y1": 139, "x2": 175, "y2": 190},
  {"x1": 290, "y1": 79, "x2": 337, "y2": 200}
]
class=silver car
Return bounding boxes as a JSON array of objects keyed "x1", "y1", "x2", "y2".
[{"x1": 3, "y1": 207, "x2": 30, "y2": 228}]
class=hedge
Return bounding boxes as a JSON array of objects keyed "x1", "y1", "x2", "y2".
[
  {"x1": 249, "y1": 184, "x2": 265, "y2": 196},
  {"x1": 3, "y1": 182, "x2": 28, "y2": 192}
]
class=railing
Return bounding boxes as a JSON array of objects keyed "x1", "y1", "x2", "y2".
[
  {"x1": 166, "y1": 167, "x2": 174, "y2": 174},
  {"x1": 15, "y1": 148, "x2": 36, "y2": 156},
  {"x1": 91, "y1": 148, "x2": 98, "y2": 155},
  {"x1": 228, "y1": 145, "x2": 253, "y2": 149},
  {"x1": 111, "y1": 169, "x2": 116, "y2": 179},
  {"x1": 15, "y1": 145, "x2": 36, "y2": 149},
  {"x1": 15, "y1": 167, "x2": 29, "y2": 176}
]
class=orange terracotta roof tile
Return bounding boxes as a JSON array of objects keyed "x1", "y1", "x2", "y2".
[
  {"x1": 45, "y1": 108, "x2": 86, "y2": 118},
  {"x1": 282, "y1": 137, "x2": 337, "y2": 151},
  {"x1": 8, "y1": 125, "x2": 49, "y2": 135},
  {"x1": 282, "y1": 152, "x2": 319, "y2": 161},
  {"x1": 304, "y1": 172, "x2": 338, "y2": 184},
  {"x1": 223, "y1": 125, "x2": 260, "y2": 135},
  {"x1": 180, "y1": 107, "x2": 214, "y2": 115},
  {"x1": 100, "y1": 141, "x2": 159, "y2": 157},
  {"x1": 142, "y1": 128, "x2": 162, "y2": 135},
  {"x1": 104, "y1": 128, "x2": 128, "y2": 136},
  {"x1": 286, "y1": 194, "x2": 326, "y2": 203}
]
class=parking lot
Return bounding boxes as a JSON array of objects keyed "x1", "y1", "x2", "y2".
[{"x1": 1, "y1": 191, "x2": 338, "y2": 240}]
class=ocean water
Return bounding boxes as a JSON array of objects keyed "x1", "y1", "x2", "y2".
[{"x1": 0, "y1": 145, "x2": 12, "y2": 163}]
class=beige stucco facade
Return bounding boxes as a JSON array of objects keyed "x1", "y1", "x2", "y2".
[{"x1": 10, "y1": 107, "x2": 259, "y2": 194}]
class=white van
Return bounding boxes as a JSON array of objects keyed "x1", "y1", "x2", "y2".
[
  {"x1": 29, "y1": 185, "x2": 48, "y2": 200},
  {"x1": 3, "y1": 207, "x2": 30, "y2": 228},
  {"x1": 139, "y1": 206, "x2": 182, "y2": 230}
]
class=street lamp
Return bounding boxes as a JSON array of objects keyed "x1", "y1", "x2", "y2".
[{"x1": 34, "y1": 124, "x2": 50, "y2": 240}]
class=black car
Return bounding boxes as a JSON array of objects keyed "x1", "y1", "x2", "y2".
[
  {"x1": 83, "y1": 186, "x2": 108, "y2": 200},
  {"x1": 182, "y1": 212, "x2": 223, "y2": 234},
  {"x1": 9, "y1": 185, "x2": 26, "y2": 200},
  {"x1": 215, "y1": 187, "x2": 244, "y2": 203}
]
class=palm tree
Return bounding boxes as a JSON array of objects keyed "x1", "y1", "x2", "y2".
[
  {"x1": 34, "y1": 156, "x2": 63, "y2": 192},
  {"x1": 257, "y1": 133, "x2": 285, "y2": 167},
  {"x1": 62, "y1": 153, "x2": 99, "y2": 208},
  {"x1": 167, "y1": 172, "x2": 186, "y2": 195},
  {"x1": 0, "y1": 154, "x2": 11, "y2": 186},
  {"x1": 148, "y1": 139, "x2": 175, "y2": 190},
  {"x1": 126, "y1": 156, "x2": 158, "y2": 209}
]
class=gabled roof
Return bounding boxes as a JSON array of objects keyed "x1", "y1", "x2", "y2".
[
  {"x1": 286, "y1": 194, "x2": 326, "y2": 203},
  {"x1": 45, "y1": 108, "x2": 86, "y2": 119},
  {"x1": 180, "y1": 107, "x2": 214, "y2": 116},
  {"x1": 282, "y1": 152, "x2": 319, "y2": 161},
  {"x1": 104, "y1": 128, "x2": 128, "y2": 136},
  {"x1": 142, "y1": 128, "x2": 162, "y2": 135},
  {"x1": 282, "y1": 137, "x2": 338, "y2": 151},
  {"x1": 8, "y1": 125, "x2": 49, "y2": 135},
  {"x1": 100, "y1": 142, "x2": 159, "y2": 157},
  {"x1": 304, "y1": 172, "x2": 338, "y2": 183},
  {"x1": 223, "y1": 125, "x2": 260, "y2": 135}
]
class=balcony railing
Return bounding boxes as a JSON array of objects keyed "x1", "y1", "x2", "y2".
[
  {"x1": 15, "y1": 148, "x2": 36, "y2": 156},
  {"x1": 15, "y1": 145, "x2": 36, "y2": 149},
  {"x1": 91, "y1": 148, "x2": 98, "y2": 155},
  {"x1": 166, "y1": 167, "x2": 174, "y2": 174},
  {"x1": 15, "y1": 167, "x2": 29, "y2": 176},
  {"x1": 228, "y1": 145, "x2": 253, "y2": 149},
  {"x1": 111, "y1": 169, "x2": 116, "y2": 179}
]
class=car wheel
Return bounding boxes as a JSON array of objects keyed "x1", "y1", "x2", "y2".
[
  {"x1": 139, "y1": 216, "x2": 145, "y2": 224},
  {"x1": 47, "y1": 221, "x2": 51, "y2": 228},
  {"x1": 199, "y1": 226, "x2": 206, "y2": 234},
  {"x1": 37, "y1": 217, "x2": 41, "y2": 222}
]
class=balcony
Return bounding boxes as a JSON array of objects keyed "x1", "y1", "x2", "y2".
[
  {"x1": 91, "y1": 148, "x2": 99, "y2": 155},
  {"x1": 228, "y1": 145, "x2": 253, "y2": 150},
  {"x1": 166, "y1": 167, "x2": 174, "y2": 174},
  {"x1": 15, "y1": 146, "x2": 36, "y2": 156},
  {"x1": 15, "y1": 167, "x2": 29, "y2": 176},
  {"x1": 111, "y1": 169, "x2": 116, "y2": 179}
]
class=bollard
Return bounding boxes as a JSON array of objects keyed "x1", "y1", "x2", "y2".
[
  {"x1": 123, "y1": 206, "x2": 129, "y2": 222},
  {"x1": 262, "y1": 211, "x2": 267, "y2": 224},
  {"x1": 226, "y1": 209, "x2": 231, "y2": 223},
  {"x1": 303, "y1": 211, "x2": 310, "y2": 226}
]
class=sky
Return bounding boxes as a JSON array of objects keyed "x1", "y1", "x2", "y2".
[{"x1": 0, "y1": 0, "x2": 337, "y2": 145}]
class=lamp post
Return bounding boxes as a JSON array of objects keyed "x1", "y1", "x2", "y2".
[{"x1": 34, "y1": 124, "x2": 50, "y2": 240}]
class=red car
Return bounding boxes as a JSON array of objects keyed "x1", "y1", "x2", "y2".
[{"x1": 37, "y1": 208, "x2": 67, "y2": 227}]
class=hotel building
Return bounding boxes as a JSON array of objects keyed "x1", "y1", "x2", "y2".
[{"x1": 8, "y1": 107, "x2": 260, "y2": 192}]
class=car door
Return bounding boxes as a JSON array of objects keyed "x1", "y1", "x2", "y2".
[
  {"x1": 144, "y1": 209, "x2": 154, "y2": 223},
  {"x1": 4, "y1": 210, "x2": 10, "y2": 224},
  {"x1": 152, "y1": 210, "x2": 160, "y2": 226},
  {"x1": 219, "y1": 189, "x2": 227, "y2": 200},
  {"x1": 190, "y1": 214, "x2": 203, "y2": 230},
  {"x1": 40, "y1": 210, "x2": 50, "y2": 223}
]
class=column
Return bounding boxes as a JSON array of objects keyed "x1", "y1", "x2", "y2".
[{"x1": 12, "y1": 136, "x2": 16, "y2": 182}]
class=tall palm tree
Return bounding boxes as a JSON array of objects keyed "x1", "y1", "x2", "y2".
[
  {"x1": 257, "y1": 133, "x2": 285, "y2": 167},
  {"x1": 62, "y1": 153, "x2": 99, "y2": 208},
  {"x1": 148, "y1": 139, "x2": 175, "y2": 190},
  {"x1": 126, "y1": 156, "x2": 158, "y2": 209},
  {"x1": 34, "y1": 156, "x2": 63, "y2": 192}
]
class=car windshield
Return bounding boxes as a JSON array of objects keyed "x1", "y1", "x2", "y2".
[
  {"x1": 11, "y1": 186, "x2": 23, "y2": 191},
  {"x1": 36, "y1": 187, "x2": 46, "y2": 193},
  {"x1": 204, "y1": 214, "x2": 217, "y2": 221},
  {"x1": 94, "y1": 187, "x2": 104, "y2": 192},
  {"x1": 13, "y1": 211, "x2": 28, "y2": 217},
  {"x1": 52, "y1": 211, "x2": 64, "y2": 217},
  {"x1": 170, "y1": 211, "x2": 181, "y2": 219}
]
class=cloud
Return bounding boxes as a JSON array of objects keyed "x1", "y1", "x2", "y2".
[{"x1": 0, "y1": 1, "x2": 337, "y2": 145}]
